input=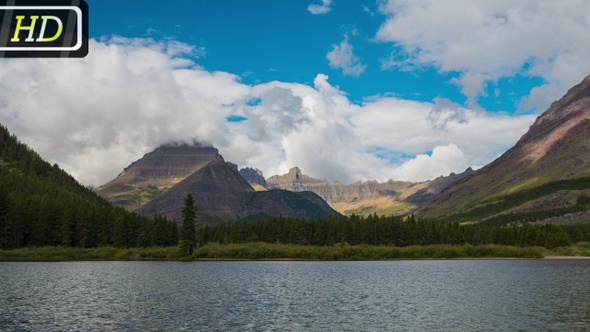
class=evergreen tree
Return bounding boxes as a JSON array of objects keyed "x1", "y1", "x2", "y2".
[
  {"x1": 0, "y1": 184, "x2": 13, "y2": 249},
  {"x1": 180, "y1": 194, "x2": 197, "y2": 255},
  {"x1": 113, "y1": 215, "x2": 130, "y2": 248}
]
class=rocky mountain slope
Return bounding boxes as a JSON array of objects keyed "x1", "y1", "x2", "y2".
[
  {"x1": 418, "y1": 74, "x2": 590, "y2": 223},
  {"x1": 239, "y1": 167, "x2": 267, "y2": 191},
  {"x1": 263, "y1": 166, "x2": 473, "y2": 216},
  {"x1": 97, "y1": 144, "x2": 339, "y2": 225},
  {"x1": 95, "y1": 143, "x2": 219, "y2": 211}
]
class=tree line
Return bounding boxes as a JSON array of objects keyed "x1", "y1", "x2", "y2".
[{"x1": 195, "y1": 213, "x2": 588, "y2": 249}]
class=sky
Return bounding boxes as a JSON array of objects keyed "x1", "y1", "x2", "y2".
[{"x1": 1, "y1": 0, "x2": 590, "y2": 187}]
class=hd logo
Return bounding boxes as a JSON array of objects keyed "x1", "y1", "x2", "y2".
[{"x1": 0, "y1": 0, "x2": 88, "y2": 57}]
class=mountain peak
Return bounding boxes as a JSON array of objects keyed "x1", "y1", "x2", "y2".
[
  {"x1": 96, "y1": 142, "x2": 222, "y2": 211},
  {"x1": 239, "y1": 167, "x2": 267, "y2": 189},
  {"x1": 517, "y1": 74, "x2": 590, "y2": 162}
]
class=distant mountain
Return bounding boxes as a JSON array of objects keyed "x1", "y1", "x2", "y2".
[
  {"x1": 264, "y1": 166, "x2": 473, "y2": 216},
  {"x1": 418, "y1": 74, "x2": 590, "y2": 224},
  {"x1": 98, "y1": 144, "x2": 339, "y2": 225},
  {"x1": 239, "y1": 167, "x2": 267, "y2": 191}
]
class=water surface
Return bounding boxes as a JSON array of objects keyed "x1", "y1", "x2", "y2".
[{"x1": 1, "y1": 260, "x2": 590, "y2": 331}]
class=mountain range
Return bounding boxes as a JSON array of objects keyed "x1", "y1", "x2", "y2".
[
  {"x1": 256, "y1": 166, "x2": 473, "y2": 216},
  {"x1": 96, "y1": 144, "x2": 338, "y2": 225},
  {"x1": 96, "y1": 143, "x2": 473, "y2": 223},
  {"x1": 96, "y1": 74, "x2": 590, "y2": 227}
]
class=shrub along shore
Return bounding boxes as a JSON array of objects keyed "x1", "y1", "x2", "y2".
[{"x1": 2, "y1": 242, "x2": 590, "y2": 261}]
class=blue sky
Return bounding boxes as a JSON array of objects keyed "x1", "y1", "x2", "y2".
[
  {"x1": 1, "y1": 1, "x2": 590, "y2": 186},
  {"x1": 90, "y1": 0, "x2": 540, "y2": 112}
]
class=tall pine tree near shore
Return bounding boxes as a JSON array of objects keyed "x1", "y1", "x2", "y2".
[{"x1": 180, "y1": 194, "x2": 197, "y2": 255}]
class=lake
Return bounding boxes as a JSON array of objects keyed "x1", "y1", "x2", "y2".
[{"x1": 1, "y1": 260, "x2": 590, "y2": 331}]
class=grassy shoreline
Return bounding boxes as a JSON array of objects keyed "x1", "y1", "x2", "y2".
[{"x1": 2, "y1": 242, "x2": 590, "y2": 261}]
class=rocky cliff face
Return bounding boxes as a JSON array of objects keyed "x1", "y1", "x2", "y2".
[
  {"x1": 239, "y1": 167, "x2": 267, "y2": 189},
  {"x1": 418, "y1": 74, "x2": 590, "y2": 220},
  {"x1": 265, "y1": 166, "x2": 473, "y2": 216},
  {"x1": 136, "y1": 156, "x2": 256, "y2": 224}
]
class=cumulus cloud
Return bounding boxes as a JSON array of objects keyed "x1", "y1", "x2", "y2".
[
  {"x1": 326, "y1": 36, "x2": 366, "y2": 77},
  {"x1": 0, "y1": 37, "x2": 536, "y2": 187},
  {"x1": 391, "y1": 144, "x2": 468, "y2": 182},
  {"x1": 351, "y1": 96, "x2": 536, "y2": 173},
  {"x1": 376, "y1": 0, "x2": 590, "y2": 110},
  {"x1": 307, "y1": 0, "x2": 333, "y2": 15}
]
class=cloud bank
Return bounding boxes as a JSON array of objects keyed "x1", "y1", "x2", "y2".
[{"x1": 0, "y1": 37, "x2": 537, "y2": 187}]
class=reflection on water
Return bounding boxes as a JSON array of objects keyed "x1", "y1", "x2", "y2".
[{"x1": 1, "y1": 260, "x2": 590, "y2": 331}]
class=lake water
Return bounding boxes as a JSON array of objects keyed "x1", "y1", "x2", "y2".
[{"x1": 1, "y1": 260, "x2": 590, "y2": 331}]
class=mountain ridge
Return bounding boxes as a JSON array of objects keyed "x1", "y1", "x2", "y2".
[
  {"x1": 418, "y1": 74, "x2": 590, "y2": 222},
  {"x1": 262, "y1": 166, "x2": 473, "y2": 216}
]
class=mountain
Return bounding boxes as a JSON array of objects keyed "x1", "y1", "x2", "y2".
[
  {"x1": 265, "y1": 166, "x2": 473, "y2": 216},
  {"x1": 135, "y1": 155, "x2": 255, "y2": 224},
  {"x1": 99, "y1": 144, "x2": 339, "y2": 225},
  {"x1": 418, "y1": 74, "x2": 590, "y2": 224},
  {"x1": 95, "y1": 143, "x2": 220, "y2": 211}
]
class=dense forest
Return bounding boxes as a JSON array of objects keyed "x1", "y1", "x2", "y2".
[
  {"x1": 0, "y1": 124, "x2": 177, "y2": 249},
  {"x1": 196, "y1": 214, "x2": 590, "y2": 249}
]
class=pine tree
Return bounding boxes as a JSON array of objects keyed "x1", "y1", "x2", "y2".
[
  {"x1": 0, "y1": 184, "x2": 13, "y2": 249},
  {"x1": 180, "y1": 194, "x2": 197, "y2": 255}
]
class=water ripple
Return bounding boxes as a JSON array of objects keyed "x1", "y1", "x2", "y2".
[{"x1": 1, "y1": 260, "x2": 590, "y2": 331}]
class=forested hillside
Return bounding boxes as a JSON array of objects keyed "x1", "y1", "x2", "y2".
[{"x1": 0, "y1": 124, "x2": 177, "y2": 249}]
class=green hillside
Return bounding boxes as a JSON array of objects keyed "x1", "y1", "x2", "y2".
[
  {"x1": 0, "y1": 124, "x2": 177, "y2": 249},
  {"x1": 434, "y1": 177, "x2": 590, "y2": 225}
]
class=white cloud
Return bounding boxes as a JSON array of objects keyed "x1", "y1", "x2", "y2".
[
  {"x1": 308, "y1": 0, "x2": 332, "y2": 15},
  {"x1": 0, "y1": 37, "x2": 536, "y2": 187},
  {"x1": 326, "y1": 36, "x2": 366, "y2": 77},
  {"x1": 391, "y1": 144, "x2": 468, "y2": 182},
  {"x1": 376, "y1": 0, "x2": 590, "y2": 111},
  {"x1": 350, "y1": 96, "x2": 536, "y2": 174}
]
